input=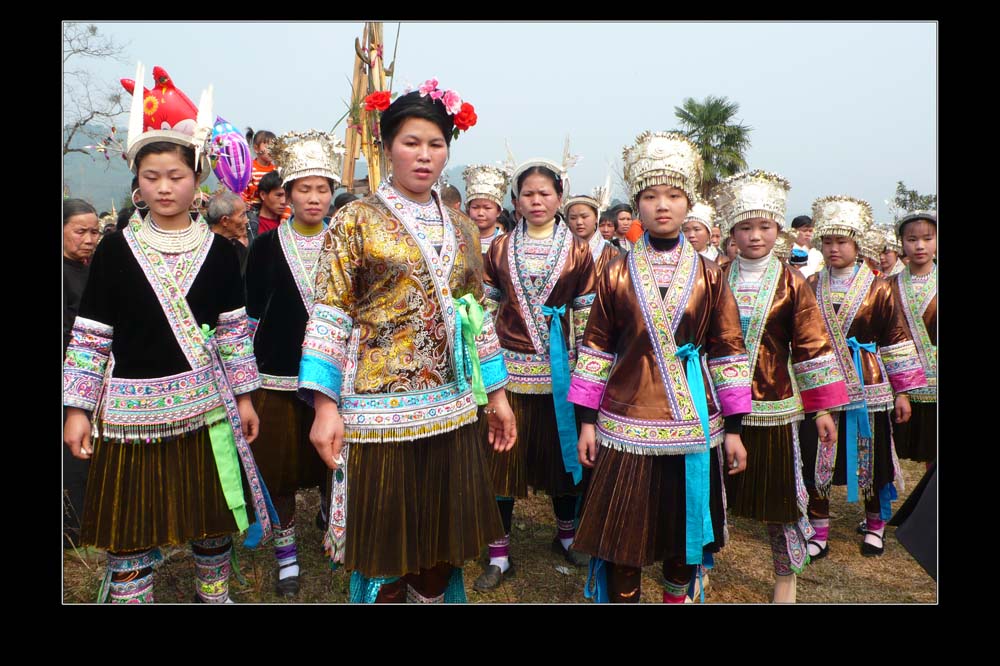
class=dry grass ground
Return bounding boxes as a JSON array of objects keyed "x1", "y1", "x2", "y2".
[{"x1": 62, "y1": 460, "x2": 934, "y2": 604}]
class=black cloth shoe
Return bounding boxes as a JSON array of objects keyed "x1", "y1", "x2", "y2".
[
  {"x1": 860, "y1": 531, "x2": 885, "y2": 557},
  {"x1": 807, "y1": 539, "x2": 829, "y2": 560},
  {"x1": 551, "y1": 537, "x2": 590, "y2": 567},
  {"x1": 473, "y1": 560, "x2": 515, "y2": 591}
]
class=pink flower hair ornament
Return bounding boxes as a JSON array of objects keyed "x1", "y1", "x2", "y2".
[{"x1": 365, "y1": 77, "x2": 477, "y2": 141}]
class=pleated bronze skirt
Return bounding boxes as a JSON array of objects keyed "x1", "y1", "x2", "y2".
[
  {"x1": 892, "y1": 401, "x2": 937, "y2": 463},
  {"x1": 481, "y1": 391, "x2": 582, "y2": 499},
  {"x1": 81, "y1": 426, "x2": 238, "y2": 552},
  {"x1": 344, "y1": 421, "x2": 504, "y2": 578},
  {"x1": 573, "y1": 444, "x2": 728, "y2": 568},
  {"x1": 250, "y1": 389, "x2": 326, "y2": 498},
  {"x1": 725, "y1": 423, "x2": 802, "y2": 524}
]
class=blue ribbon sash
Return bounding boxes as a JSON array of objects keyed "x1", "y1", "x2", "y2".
[
  {"x1": 542, "y1": 304, "x2": 582, "y2": 484},
  {"x1": 675, "y1": 343, "x2": 714, "y2": 566},
  {"x1": 845, "y1": 336, "x2": 877, "y2": 503}
]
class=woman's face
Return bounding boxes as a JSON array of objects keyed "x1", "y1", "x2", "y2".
[
  {"x1": 567, "y1": 203, "x2": 598, "y2": 240},
  {"x1": 137, "y1": 151, "x2": 197, "y2": 221},
  {"x1": 386, "y1": 117, "x2": 449, "y2": 202},
  {"x1": 637, "y1": 185, "x2": 689, "y2": 238},
  {"x1": 901, "y1": 220, "x2": 936, "y2": 267},
  {"x1": 598, "y1": 217, "x2": 615, "y2": 240},
  {"x1": 880, "y1": 249, "x2": 899, "y2": 272},
  {"x1": 682, "y1": 220, "x2": 712, "y2": 252},
  {"x1": 615, "y1": 210, "x2": 633, "y2": 236},
  {"x1": 821, "y1": 235, "x2": 859, "y2": 269},
  {"x1": 731, "y1": 217, "x2": 779, "y2": 260},
  {"x1": 63, "y1": 213, "x2": 101, "y2": 262},
  {"x1": 517, "y1": 173, "x2": 562, "y2": 227},
  {"x1": 289, "y1": 176, "x2": 333, "y2": 225},
  {"x1": 467, "y1": 199, "x2": 501, "y2": 233}
]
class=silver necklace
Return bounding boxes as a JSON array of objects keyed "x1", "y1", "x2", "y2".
[{"x1": 135, "y1": 214, "x2": 209, "y2": 254}]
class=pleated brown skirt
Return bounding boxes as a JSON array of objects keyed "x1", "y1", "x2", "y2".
[
  {"x1": 573, "y1": 444, "x2": 728, "y2": 568},
  {"x1": 725, "y1": 423, "x2": 803, "y2": 524},
  {"x1": 344, "y1": 421, "x2": 504, "y2": 578},
  {"x1": 250, "y1": 389, "x2": 326, "y2": 498},
  {"x1": 481, "y1": 391, "x2": 582, "y2": 498},
  {"x1": 892, "y1": 401, "x2": 936, "y2": 463},
  {"x1": 81, "y1": 426, "x2": 239, "y2": 552}
]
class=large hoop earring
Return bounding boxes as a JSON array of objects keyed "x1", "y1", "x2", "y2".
[
  {"x1": 131, "y1": 188, "x2": 149, "y2": 211},
  {"x1": 190, "y1": 191, "x2": 204, "y2": 212}
]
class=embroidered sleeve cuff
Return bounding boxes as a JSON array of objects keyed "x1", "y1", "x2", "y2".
[
  {"x1": 708, "y1": 354, "x2": 752, "y2": 416},
  {"x1": 792, "y1": 353, "x2": 849, "y2": 412},
  {"x1": 63, "y1": 317, "x2": 114, "y2": 411},
  {"x1": 216, "y1": 307, "x2": 261, "y2": 394},
  {"x1": 481, "y1": 353, "x2": 509, "y2": 393},
  {"x1": 880, "y1": 340, "x2": 928, "y2": 393},
  {"x1": 567, "y1": 346, "x2": 614, "y2": 409},
  {"x1": 475, "y1": 311, "x2": 503, "y2": 366},
  {"x1": 297, "y1": 303, "x2": 353, "y2": 406}
]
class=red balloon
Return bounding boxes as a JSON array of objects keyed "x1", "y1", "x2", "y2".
[{"x1": 120, "y1": 66, "x2": 199, "y2": 134}]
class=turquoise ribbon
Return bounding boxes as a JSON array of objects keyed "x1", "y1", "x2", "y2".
[
  {"x1": 541, "y1": 304, "x2": 582, "y2": 484},
  {"x1": 584, "y1": 557, "x2": 609, "y2": 603},
  {"x1": 879, "y1": 482, "x2": 898, "y2": 521},
  {"x1": 453, "y1": 294, "x2": 488, "y2": 406},
  {"x1": 349, "y1": 572, "x2": 401, "y2": 604},
  {"x1": 845, "y1": 336, "x2": 877, "y2": 503},
  {"x1": 675, "y1": 343, "x2": 714, "y2": 566}
]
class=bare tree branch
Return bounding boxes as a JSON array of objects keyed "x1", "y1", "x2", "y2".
[{"x1": 63, "y1": 22, "x2": 130, "y2": 157}]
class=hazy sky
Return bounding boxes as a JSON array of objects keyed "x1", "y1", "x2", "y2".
[{"x1": 72, "y1": 21, "x2": 936, "y2": 222}]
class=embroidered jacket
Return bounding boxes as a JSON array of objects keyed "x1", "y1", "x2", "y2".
[
  {"x1": 297, "y1": 185, "x2": 508, "y2": 443},
  {"x1": 807, "y1": 263, "x2": 927, "y2": 412},
  {"x1": 889, "y1": 267, "x2": 936, "y2": 403},
  {"x1": 484, "y1": 220, "x2": 598, "y2": 394},
  {"x1": 567, "y1": 233, "x2": 751, "y2": 456},
  {"x1": 63, "y1": 218, "x2": 261, "y2": 441},
  {"x1": 724, "y1": 254, "x2": 849, "y2": 426},
  {"x1": 245, "y1": 222, "x2": 326, "y2": 391}
]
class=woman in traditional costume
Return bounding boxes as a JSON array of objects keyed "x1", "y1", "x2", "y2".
[
  {"x1": 799, "y1": 197, "x2": 926, "y2": 559},
  {"x1": 565, "y1": 179, "x2": 625, "y2": 276},
  {"x1": 299, "y1": 81, "x2": 516, "y2": 603},
  {"x1": 714, "y1": 171, "x2": 849, "y2": 603},
  {"x1": 63, "y1": 64, "x2": 271, "y2": 603},
  {"x1": 463, "y1": 164, "x2": 510, "y2": 257},
  {"x1": 683, "y1": 201, "x2": 720, "y2": 262},
  {"x1": 567, "y1": 131, "x2": 750, "y2": 603},
  {"x1": 879, "y1": 226, "x2": 906, "y2": 277},
  {"x1": 473, "y1": 150, "x2": 598, "y2": 591},
  {"x1": 243, "y1": 130, "x2": 346, "y2": 597},
  {"x1": 888, "y1": 211, "x2": 936, "y2": 466}
]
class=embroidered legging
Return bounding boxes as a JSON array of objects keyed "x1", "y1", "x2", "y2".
[{"x1": 603, "y1": 559, "x2": 695, "y2": 603}]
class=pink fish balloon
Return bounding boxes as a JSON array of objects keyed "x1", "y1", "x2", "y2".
[{"x1": 211, "y1": 116, "x2": 251, "y2": 194}]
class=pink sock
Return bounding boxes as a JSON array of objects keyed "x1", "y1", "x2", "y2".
[{"x1": 866, "y1": 513, "x2": 885, "y2": 532}]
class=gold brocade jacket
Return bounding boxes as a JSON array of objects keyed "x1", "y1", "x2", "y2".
[{"x1": 298, "y1": 186, "x2": 508, "y2": 443}]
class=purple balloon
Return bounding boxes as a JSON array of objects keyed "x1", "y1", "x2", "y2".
[{"x1": 211, "y1": 116, "x2": 252, "y2": 194}]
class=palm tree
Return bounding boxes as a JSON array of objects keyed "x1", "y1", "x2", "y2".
[{"x1": 674, "y1": 96, "x2": 753, "y2": 199}]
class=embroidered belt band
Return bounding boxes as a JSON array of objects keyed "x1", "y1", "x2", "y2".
[
  {"x1": 503, "y1": 348, "x2": 578, "y2": 394},
  {"x1": 339, "y1": 381, "x2": 479, "y2": 443},
  {"x1": 99, "y1": 365, "x2": 226, "y2": 441},
  {"x1": 742, "y1": 396, "x2": 805, "y2": 427},
  {"x1": 596, "y1": 410, "x2": 725, "y2": 456}
]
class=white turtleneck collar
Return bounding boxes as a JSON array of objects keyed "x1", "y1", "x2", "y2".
[
  {"x1": 830, "y1": 264, "x2": 856, "y2": 280},
  {"x1": 736, "y1": 252, "x2": 773, "y2": 282}
]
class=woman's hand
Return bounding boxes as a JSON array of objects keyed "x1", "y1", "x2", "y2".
[
  {"x1": 485, "y1": 390, "x2": 517, "y2": 452},
  {"x1": 237, "y1": 394, "x2": 259, "y2": 443},
  {"x1": 894, "y1": 394, "x2": 911, "y2": 424},
  {"x1": 310, "y1": 393, "x2": 345, "y2": 470},
  {"x1": 578, "y1": 423, "x2": 598, "y2": 468},
  {"x1": 815, "y1": 413, "x2": 838, "y2": 445},
  {"x1": 64, "y1": 407, "x2": 93, "y2": 460},
  {"x1": 724, "y1": 433, "x2": 747, "y2": 475}
]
